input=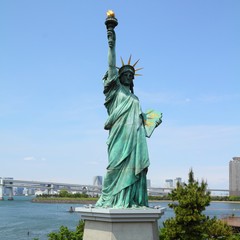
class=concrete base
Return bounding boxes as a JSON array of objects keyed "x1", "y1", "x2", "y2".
[{"x1": 76, "y1": 207, "x2": 165, "y2": 240}]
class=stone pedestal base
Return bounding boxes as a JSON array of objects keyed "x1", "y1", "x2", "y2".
[{"x1": 76, "y1": 207, "x2": 165, "y2": 240}]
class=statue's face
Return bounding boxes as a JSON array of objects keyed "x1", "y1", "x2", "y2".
[{"x1": 120, "y1": 71, "x2": 134, "y2": 87}]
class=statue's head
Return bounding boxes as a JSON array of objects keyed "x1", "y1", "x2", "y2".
[
  {"x1": 118, "y1": 56, "x2": 142, "y2": 93},
  {"x1": 119, "y1": 65, "x2": 135, "y2": 78},
  {"x1": 119, "y1": 69, "x2": 135, "y2": 92}
]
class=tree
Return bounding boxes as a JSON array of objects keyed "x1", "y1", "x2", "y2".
[
  {"x1": 58, "y1": 189, "x2": 71, "y2": 198},
  {"x1": 48, "y1": 220, "x2": 84, "y2": 240},
  {"x1": 159, "y1": 169, "x2": 233, "y2": 240}
]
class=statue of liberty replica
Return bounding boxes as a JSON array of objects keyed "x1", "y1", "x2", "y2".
[{"x1": 96, "y1": 10, "x2": 162, "y2": 209}]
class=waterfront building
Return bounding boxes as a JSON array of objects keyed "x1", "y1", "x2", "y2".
[
  {"x1": 174, "y1": 177, "x2": 182, "y2": 187},
  {"x1": 28, "y1": 188, "x2": 35, "y2": 195},
  {"x1": 165, "y1": 179, "x2": 173, "y2": 188},
  {"x1": 93, "y1": 176, "x2": 102, "y2": 187},
  {"x1": 229, "y1": 157, "x2": 240, "y2": 196},
  {"x1": 147, "y1": 179, "x2": 151, "y2": 188},
  {"x1": 15, "y1": 187, "x2": 24, "y2": 195},
  {"x1": 165, "y1": 178, "x2": 182, "y2": 188},
  {"x1": 23, "y1": 188, "x2": 28, "y2": 195},
  {"x1": 0, "y1": 177, "x2": 14, "y2": 195}
]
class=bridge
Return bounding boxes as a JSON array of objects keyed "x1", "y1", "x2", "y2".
[
  {"x1": 0, "y1": 178, "x2": 229, "y2": 200},
  {"x1": 0, "y1": 178, "x2": 101, "y2": 200},
  {"x1": 147, "y1": 187, "x2": 229, "y2": 195}
]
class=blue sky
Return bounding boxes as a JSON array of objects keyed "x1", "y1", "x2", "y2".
[{"x1": 0, "y1": 1, "x2": 239, "y2": 189}]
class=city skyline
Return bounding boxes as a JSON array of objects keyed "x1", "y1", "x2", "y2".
[
  {"x1": 1, "y1": 1, "x2": 239, "y2": 189},
  {"x1": 229, "y1": 157, "x2": 240, "y2": 196}
]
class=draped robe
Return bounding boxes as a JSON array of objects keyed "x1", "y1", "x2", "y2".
[{"x1": 95, "y1": 73, "x2": 150, "y2": 208}]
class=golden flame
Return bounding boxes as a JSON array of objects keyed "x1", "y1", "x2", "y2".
[{"x1": 107, "y1": 10, "x2": 115, "y2": 18}]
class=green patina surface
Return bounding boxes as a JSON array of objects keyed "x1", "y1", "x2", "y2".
[{"x1": 95, "y1": 12, "x2": 162, "y2": 209}]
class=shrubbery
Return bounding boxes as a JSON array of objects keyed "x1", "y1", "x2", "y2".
[
  {"x1": 47, "y1": 220, "x2": 85, "y2": 240},
  {"x1": 40, "y1": 175, "x2": 240, "y2": 239},
  {"x1": 36, "y1": 190, "x2": 91, "y2": 199},
  {"x1": 159, "y1": 169, "x2": 235, "y2": 240},
  {"x1": 229, "y1": 196, "x2": 240, "y2": 201}
]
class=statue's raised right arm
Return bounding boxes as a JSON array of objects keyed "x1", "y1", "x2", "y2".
[{"x1": 107, "y1": 29, "x2": 117, "y2": 80}]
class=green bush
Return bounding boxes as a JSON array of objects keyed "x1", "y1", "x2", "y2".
[
  {"x1": 229, "y1": 196, "x2": 240, "y2": 201},
  {"x1": 36, "y1": 191, "x2": 90, "y2": 199},
  {"x1": 159, "y1": 169, "x2": 233, "y2": 240},
  {"x1": 48, "y1": 220, "x2": 85, "y2": 240}
]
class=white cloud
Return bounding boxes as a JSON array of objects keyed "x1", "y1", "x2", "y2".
[
  {"x1": 23, "y1": 156, "x2": 47, "y2": 162},
  {"x1": 23, "y1": 156, "x2": 35, "y2": 161}
]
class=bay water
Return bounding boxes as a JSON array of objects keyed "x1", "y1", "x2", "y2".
[{"x1": 1, "y1": 196, "x2": 240, "y2": 240}]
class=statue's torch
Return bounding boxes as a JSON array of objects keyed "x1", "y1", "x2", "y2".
[{"x1": 105, "y1": 10, "x2": 118, "y2": 30}]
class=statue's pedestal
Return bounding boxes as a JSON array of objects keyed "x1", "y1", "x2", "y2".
[{"x1": 76, "y1": 207, "x2": 165, "y2": 240}]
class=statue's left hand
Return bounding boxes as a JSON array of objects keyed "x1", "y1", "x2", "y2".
[{"x1": 156, "y1": 118, "x2": 162, "y2": 127}]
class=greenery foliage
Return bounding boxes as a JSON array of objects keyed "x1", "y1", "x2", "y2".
[
  {"x1": 229, "y1": 196, "x2": 240, "y2": 201},
  {"x1": 47, "y1": 220, "x2": 85, "y2": 240},
  {"x1": 37, "y1": 189, "x2": 238, "y2": 202},
  {"x1": 148, "y1": 195, "x2": 171, "y2": 201},
  {"x1": 149, "y1": 195, "x2": 232, "y2": 202},
  {"x1": 159, "y1": 169, "x2": 233, "y2": 240},
  {"x1": 38, "y1": 174, "x2": 240, "y2": 240},
  {"x1": 37, "y1": 190, "x2": 91, "y2": 198},
  {"x1": 34, "y1": 190, "x2": 99, "y2": 203}
]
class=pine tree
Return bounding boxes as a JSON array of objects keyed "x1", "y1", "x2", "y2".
[{"x1": 159, "y1": 169, "x2": 233, "y2": 240}]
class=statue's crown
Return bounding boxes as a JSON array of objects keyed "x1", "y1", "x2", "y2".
[{"x1": 118, "y1": 55, "x2": 143, "y2": 77}]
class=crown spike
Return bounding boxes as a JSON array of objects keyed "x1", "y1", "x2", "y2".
[
  {"x1": 132, "y1": 59, "x2": 140, "y2": 67},
  {"x1": 128, "y1": 55, "x2": 132, "y2": 65},
  {"x1": 118, "y1": 56, "x2": 143, "y2": 77},
  {"x1": 120, "y1": 57, "x2": 125, "y2": 66},
  {"x1": 135, "y1": 67, "x2": 143, "y2": 72}
]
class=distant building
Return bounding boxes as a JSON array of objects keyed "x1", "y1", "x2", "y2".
[
  {"x1": 15, "y1": 187, "x2": 24, "y2": 195},
  {"x1": 35, "y1": 190, "x2": 45, "y2": 196},
  {"x1": 165, "y1": 179, "x2": 173, "y2": 188},
  {"x1": 147, "y1": 179, "x2": 151, "y2": 188},
  {"x1": 1, "y1": 177, "x2": 14, "y2": 195},
  {"x1": 93, "y1": 176, "x2": 102, "y2": 186},
  {"x1": 229, "y1": 157, "x2": 240, "y2": 196},
  {"x1": 28, "y1": 188, "x2": 35, "y2": 195},
  {"x1": 23, "y1": 188, "x2": 28, "y2": 195},
  {"x1": 165, "y1": 178, "x2": 182, "y2": 188},
  {"x1": 174, "y1": 177, "x2": 182, "y2": 187}
]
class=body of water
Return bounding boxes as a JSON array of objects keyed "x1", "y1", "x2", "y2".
[{"x1": 1, "y1": 196, "x2": 240, "y2": 240}]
